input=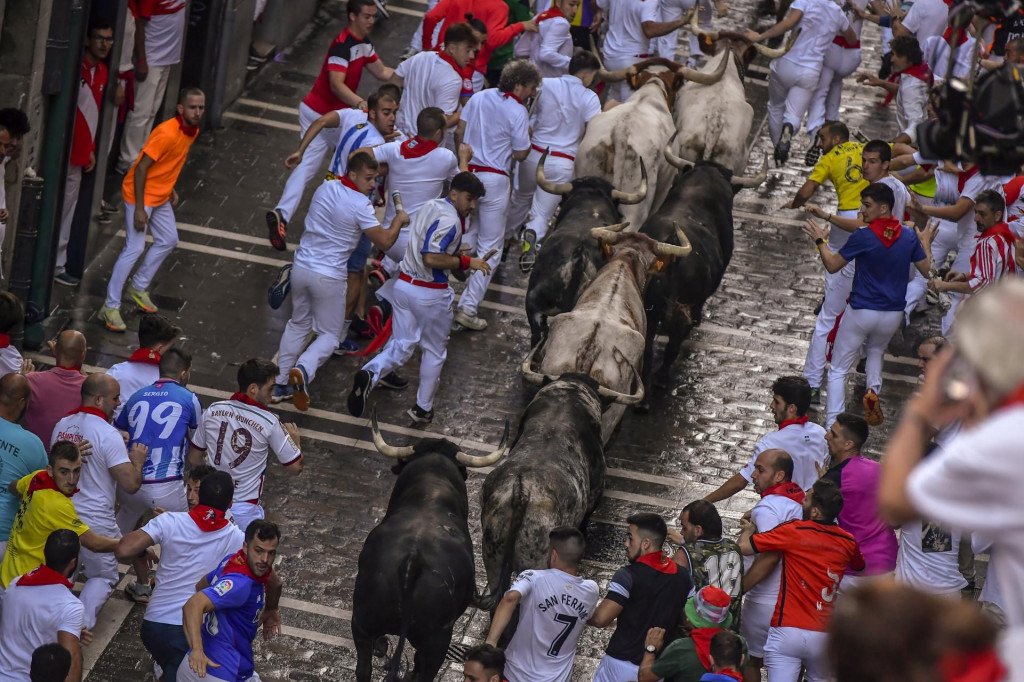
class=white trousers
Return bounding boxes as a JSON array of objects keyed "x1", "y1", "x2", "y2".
[
  {"x1": 115, "y1": 480, "x2": 188, "y2": 535},
  {"x1": 79, "y1": 520, "x2": 121, "y2": 631},
  {"x1": 229, "y1": 500, "x2": 265, "y2": 534},
  {"x1": 55, "y1": 164, "x2": 83, "y2": 274},
  {"x1": 602, "y1": 55, "x2": 638, "y2": 103},
  {"x1": 364, "y1": 280, "x2": 455, "y2": 411},
  {"x1": 764, "y1": 626, "x2": 830, "y2": 682},
  {"x1": 739, "y1": 599, "x2": 776, "y2": 657},
  {"x1": 523, "y1": 150, "x2": 573, "y2": 242},
  {"x1": 767, "y1": 58, "x2": 821, "y2": 145},
  {"x1": 592, "y1": 655, "x2": 639, "y2": 682},
  {"x1": 459, "y1": 172, "x2": 510, "y2": 316},
  {"x1": 408, "y1": 0, "x2": 442, "y2": 51},
  {"x1": 274, "y1": 264, "x2": 346, "y2": 385},
  {"x1": 106, "y1": 201, "x2": 178, "y2": 308},
  {"x1": 506, "y1": 149, "x2": 542, "y2": 239},
  {"x1": 904, "y1": 217, "x2": 957, "y2": 321},
  {"x1": 826, "y1": 306, "x2": 903, "y2": 426},
  {"x1": 803, "y1": 244, "x2": 856, "y2": 389},
  {"x1": 119, "y1": 64, "x2": 172, "y2": 171},
  {"x1": 275, "y1": 102, "x2": 341, "y2": 223},
  {"x1": 807, "y1": 44, "x2": 861, "y2": 135}
]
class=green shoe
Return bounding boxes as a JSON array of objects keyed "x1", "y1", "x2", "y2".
[
  {"x1": 99, "y1": 306, "x2": 127, "y2": 332},
  {"x1": 127, "y1": 286, "x2": 158, "y2": 313},
  {"x1": 519, "y1": 229, "x2": 538, "y2": 273}
]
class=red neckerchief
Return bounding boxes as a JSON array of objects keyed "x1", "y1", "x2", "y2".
[
  {"x1": 57, "y1": 365, "x2": 83, "y2": 372},
  {"x1": 977, "y1": 221, "x2": 1017, "y2": 244},
  {"x1": 0, "y1": 334, "x2": 9, "y2": 349},
  {"x1": 760, "y1": 481, "x2": 806, "y2": 503},
  {"x1": 712, "y1": 669, "x2": 745, "y2": 682},
  {"x1": 958, "y1": 165, "x2": 980, "y2": 193},
  {"x1": 502, "y1": 91, "x2": 524, "y2": 105},
  {"x1": 230, "y1": 392, "x2": 269, "y2": 410},
  {"x1": 175, "y1": 114, "x2": 199, "y2": 138},
  {"x1": 16, "y1": 564, "x2": 74, "y2": 589},
  {"x1": 69, "y1": 405, "x2": 109, "y2": 421},
  {"x1": 220, "y1": 548, "x2": 273, "y2": 585},
  {"x1": 188, "y1": 504, "x2": 230, "y2": 532},
  {"x1": 691, "y1": 627, "x2": 723, "y2": 670},
  {"x1": 436, "y1": 49, "x2": 464, "y2": 75},
  {"x1": 881, "y1": 62, "x2": 932, "y2": 106},
  {"x1": 939, "y1": 647, "x2": 1007, "y2": 682},
  {"x1": 400, "y1": 136, "x2": 440, "y2": 159},
  {"x1": 998, "y1": 381, "x2": 1024, "y2": 409},
  {"x1": 635, "y1": 551, "x2": 678, "y2": 574},
  {"x1": 340, "y1": 175, "x2": 365, "y2": 195},
  {"x1": 778, "y1": 415, "x2": 808, "y2": 430},
  {"x1": 942, "y1": 26, "x2": 969, "y2": 48},
  {"x1": 535, "y1": 6, "x2": 565, "y2": 22},
  {"x1": 27, "y1": 470, "x2": 78, "y2": 498},
  {"x1": 868, "y1": 217, "x2": 903, "y2": 247},
  {"x1": 128, "y1": 347, "x2": 161, "y2": 365}
]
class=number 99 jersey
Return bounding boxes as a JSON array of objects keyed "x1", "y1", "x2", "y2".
[{"x1": 115, "y1": 379, "x2": 203, "y2": 483}]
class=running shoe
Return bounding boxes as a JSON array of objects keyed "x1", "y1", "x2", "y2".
[
  {"x1": 369, "y1": 266, "x2": 391, "y2": 286},
  {"x1": 53, "y1": 272, "x2": 81, "y2": 287},
  {"x1": 99, "y1": 306, "x2": 127, "y2": 332},
  {"x1": 810, "y1": 387, "x2": 821, "y2": 405},
  {"x1": 289, "y1": 366, "x2": 310, "y2": 412},
  {"x1": 347, "y1": 369, "x2": 373, "y2": 417},
  {"x1": 407, "y1": 404, "x2": 434, "y2": 424},
  {"x1": 271, "y1": 384, "x2": 294, "y2": 404},
  {"x1": 266, "y1": 209, "x2": 288, "y2": 251},
  {"x1": 379, "y1": 372, "x2": 409, "y2": 390},
  {"x1": 453, "y1": 309, "x2": 487, "y2": 331},
  {"x1": 267, "y1": 264, "x2": 292, "y2": 310},
  {"x1": 333, "y1": 338, "x2": 359, "y2": 356},
  {"x1": 774, "y1": 123, "x2": 794, "y2": 167},
  {"x1": 125, "y1": 581, "x2": 152, "y2": 603},
  {"x1": 862, "y1": 389, "x2": 884, "y2": 426},
  {"x1": 804, "y1": 143, "x2": 823, "y2": 167},
  {"x1": 127, "y1": 286, "x2": 158, "y2": 313},
  {"x1": 520, "y1": 229, "x2": 538, "y2": 273}
]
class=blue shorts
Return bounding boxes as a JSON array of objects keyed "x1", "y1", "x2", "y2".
[{"x1": 348, "y1": 234, "x2": 373, "y2": 273}]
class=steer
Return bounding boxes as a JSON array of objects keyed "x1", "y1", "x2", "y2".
[
  {"x1": 352, "y1": 414, "x2": 509, "y2": 682},
  {"x1": 524, "y1": 153, "x2": 648, "y2": 348}
]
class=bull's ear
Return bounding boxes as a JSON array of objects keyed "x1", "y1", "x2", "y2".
[
  {"x1": 652, "y1": 257, "x2": 671, "y2": 273},
  {"x1": 600, "y1": 240, "x2": 613, "y2": 261}
]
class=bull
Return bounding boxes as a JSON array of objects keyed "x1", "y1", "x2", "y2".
[
  {"x1": 352, "y1": 413, "x2": 509, "y2": 682},
  {"x1": 524, "y1": 153, "x2": 648, "y2": 348}
]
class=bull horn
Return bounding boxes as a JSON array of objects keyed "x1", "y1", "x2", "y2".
[
  {"x1": 610, "y1": 158, "x2": 648, "y2": 204},
  {"x1": 521, "y1": 342, "x2": 558, "y2": 385},
  {"x1": 655, "y1": 220, "x2": 694, "y2": 257},
  {"x1": 664, "y1": 144, "x2": 697, "y2": 170},
  {"x1": 536, "y1": 150, "x2": 573, "y2": 195},
  {"x1": 595, "y1": 365, "x2": 646, "y2": 405},
  {"x1": 689, "y1": 8, "x2": 719, "y2": 40},
  {"x1": 677, "y1": 49, "x2": 729, "y2": 85},
  {"x1": 733, "y1": 152, "x2": 769, "y2": 188},
  {"x1": 590, "y1": 223, "x2": 630, "y2": 242},
  {"x1": 454, "y1": 421, "x2": 511, "y2": 468},
  {"x1": 370, "y1": 409, "x2": 416, "y2": 459},
  {"x1": 753, "y1": 27, "x2": 802, "y2": 59}
]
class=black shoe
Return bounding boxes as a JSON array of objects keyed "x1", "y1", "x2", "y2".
[
  {"x1": 804, "y1": 143, "x2": 823, "y2": 167},
  {"x1": 379, "y1": 372, "x2": 409, "y2": 390},
  {"x1": 856, "y1": 358, "x2": 866, "y2": 374},
  {"x1": 407, "y1": 404, "x2": 433, "y2": 423},
  {"x1": 347, "y1": 369, "x2": 373, "y2": 417},
  {"x1": 348, "y1": 316, "x2": 374, "y2": 339},
  {"x1": 813, "y1": 295, "x2": 825, "y2": 316},
  {"x1": 810, "y1": 387, "x2": 821, "y2": 405},
  {"x1": 266, "y1": 209, "x2": 287, "y2": 251},
  {"x1": 774, "y1": 123, "x2": 794, "y2": 166}
]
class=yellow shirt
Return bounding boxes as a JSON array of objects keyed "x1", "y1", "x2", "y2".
[
  {"x1": 808, "y1": 141, "x2": 870, "y2": 211},
  {"x1": 1, "y1": 471, "x2": 88, "y2": 588}
]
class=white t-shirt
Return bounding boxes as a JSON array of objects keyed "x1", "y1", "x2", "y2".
[
  {"x1": 742, "y1": 494, "x2": 804, "y2": 604},
  {"x1": 907, "y1": 405, "x2": 1024, "y2": 625},
  {"x1": 461, "y1": 89, "x2": 531, "y2": 173},
  {"x1": 532, "y1": 16, "x2": 574, "y2": 78},
  {"x1": 879, "y1": 174, "x2": 911, "y2": 221},
  {"x1": 394, "y1": 51, "x2": 465, "y2": 138},
  {"x1": 895, "y1": 518, "x2": 966, "y2": 595},
  {"x1": 107, "y1": 358, "x2": 160, "y2": 420},
  {"x1": 503, "y1": 568, "x2": 600, "y2": 682},
  {"x1": 144, "y1": 2, "x2": 188, "y2": 68},
  {"x1": 373, "y1": 140, "x2": 458, "y2": 227},
  {"x1": 293, "y1": 180, "x2": 380, "y2": 279},
  {"x1": 900, "y1": 0, "x2": 948, "y2": 43},
  {"x1": 51, "y1": 410, "x2": 130, "y2": 531},
  {"x1": 400, "y1": 198, "x2": 464, "y2": 283},
  {"x1": 0, "y1": 346, "x2": 23, "y2": 378},
  {"x1": 596, "y1": 0, "x2": 661, "y2": 62},
  {"x1": 327, "y1": 109, "x2": 386, "y2": 177},
  {"x1": 142, "y1": 510, "x2": 246, "y2": 625},
  {"x1": 531, "y1": 75, "x2": 602, "y2": 158},
  {"x1": 740, "y1": 421, "x2": 828, "y2": 492},
  {"x1": 957, "y1": 171, "x2": 1012, "y2": 237},
  {"x1": 922, "y1": 34, "x2": 977, "y2": 82},
  {"x1": 0, "y1": 574, "x2": 85, "y2": 682},
  {"x1": 191, "y1": 397, "x2": 302, "y2": 503},
  {"x1": 779, "y1": 0, "x2": 850, "y2": 72}
]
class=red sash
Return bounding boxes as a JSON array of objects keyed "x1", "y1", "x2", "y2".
[
  {"x1": 691, "y1": 627, "x2": 723, "y2": 670},
  {"x1": 0, "y1": 334, "x2": 9, "y2": 349}
]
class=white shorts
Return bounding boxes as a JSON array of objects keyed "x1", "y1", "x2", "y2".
[
  {"x1": 230, "y1": 501, "x2": 265, "y2": 534},
  {"x1": 592, "y1": 655, "x2": 639, "y2": 682},
  {"x1": 764, "y1": 626, "x2": 829, "y2": 682},
  {"x1": 739, "y1": 599, "x2": 776, "y2": 657},
  {"x1": 116, "y1": 480, "x2": 188, "y2": 535}
]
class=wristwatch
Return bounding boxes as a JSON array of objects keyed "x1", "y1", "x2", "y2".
[{"x1": 645, "y1": 645, "x2": 658, "y2": 654}]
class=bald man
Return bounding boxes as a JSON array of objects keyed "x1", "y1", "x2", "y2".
[
  {"x1": 0, "y1": 374, "x2": 48, "y2": 562},
  {"x1": 25, "y1": 330, "x2": 88, "y2": 444},
  {"x1": 51, "y1": 373, "x2": 147, "y2": 630}
]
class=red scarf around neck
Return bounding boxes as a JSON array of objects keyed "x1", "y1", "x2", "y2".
[
  {"x1": 761, "y1": 481, "x2": 806, "y2": 503},
  {"x1": 400, "y1": 136, "x2": 440, "y2": 159},
  {"x1": 0, "y1": 334, "x2": 9, "y2": 349},
  {"x1": 778, "y1": 415, "x2": 808, "y2": 430},
  {"x1": 230, "y1": 392, "x2": 268, "y2": 410},
  {"x1": 939, "y1": 647, "x2": 1007, "y2": 682},
  {"x1": 27, "y1": 470, "x2": 78, "y2": 498},
  {"x1": 340, "y1": 175, "x2": 365, "y2": 195},
  {"x1": 129, "y1": 347, "x2": 161, "y2": 365},
  {"x1": 635, "y1": 551, "x2": 678, "y2": 574},
  {"x1": 691, "y1": 627, "x2": 724, "y2": 670},
  {"x1": 868, "y1": 217, "x2": 903, "y2": 247},
  {"x1": 711, "y1": 669, "x2": 745, "y2": 682},
  {"x1": 189, "y1": 504, "x2": 230, "y2": 532},
  {"x1": 436, "y1": 49, "x2": 464, "y2": 74},
  {"x1": 175, "y1": 114, "x2": 199, "y2": 138},
  {"x1": 69, "y1": 405, "x2": 110, "y2": 421},
  {"x1": 535, "y1": 6, "x2": 565, "y2": 22},
  {"x1": 502, "y1": 91, "x2": 524, "y2": 105},
  {"x1": 220, "y1": 548, "x2": 273, "y2": 585},
  {"x1": 942, "y1": 26, "x2": 969, "y2": 47},
  {"x1": 977, "y1": 221, "x2": 1017, "y2": 244},
  {"x1": 901, "y1": 62, "x2": 932, "y2": 84},
  {"x1": 17, "y1": 564, "x2": 74, "y2": 589}
]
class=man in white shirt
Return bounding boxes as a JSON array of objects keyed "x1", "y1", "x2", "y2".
[
  {"x1": 511, "y1": 52, "x2": 603, "y2": 273},
  {"x1": 0, "y1": 530, "x2": 86, "y2": 682},
  {"x1": 704, "y1": 376, "x2": 827, "y2": 503},
  {"x1": 922, "y1": 26, "x2": 976, "y2": 82},
  {"x1": 51, "y1": 373, "x2": 148, "y2": 630},
  {"x1": 894, "y1": 519, "x2": 967, "y2": 598},
  {"x1": 453, "y1": 60, "x2": 539, "y2": 331},
  {"x1": 106, "y1": 313, "x2": 180, "y2": 419},
  {"x1": 116, "y1": 470, "x2": 245, "y2": 682},
  {"x1": 484, "y1": 527, "x2": 599, "y2": 682},
  {"x1": 519, "y1": 0, "x2": 579, "y2": 78},
  {"x1": 188, "y1": 358, "x2": 303, "y2": 533},
  {"x1": 805, "y1": 0, "x2": 866, "y2": 155},
  {"x1": 896, "y1": 0, "x2": 947, "y2": 44},
  {"x1": 856, "y1": 36, "x2": 929, "y2": 138}
]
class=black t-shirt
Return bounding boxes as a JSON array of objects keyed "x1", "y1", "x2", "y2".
[
  {"x1": 605, "y1": 561, "x2": 693, "y2": 664},
  {"x1": 992, "y1": 11, "x2": 1024, "y2": 56}
]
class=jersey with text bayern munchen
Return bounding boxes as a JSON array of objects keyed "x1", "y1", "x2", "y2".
[
  {"x1": 115, "y1": 379, "x2": 202, "y2": 483},
  {"x1": 200, "y1": 553, "x2": 266, "y2": 682}
]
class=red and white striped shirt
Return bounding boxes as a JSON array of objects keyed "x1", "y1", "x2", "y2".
[
  {"x1": 968, "y1": 222, "x2": 1017, "y2": 292},
  {"x1": 1003, "y1": 176, "x2": 1024, "y2": 222},
  {"x1": 70, "y1": 57, "x2": 107, "y2": 167}
]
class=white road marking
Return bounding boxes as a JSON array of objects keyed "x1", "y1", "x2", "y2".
[
  {"x1": 114, "y1": 230, "x2": 291, "y2": 268},
  {"x1": 236, "y1": 98, "x2": 302, "y2": 116},
  {"x1": 222, "y1": 111, "x2": 302, "y2": 132},
  {"x1": 386, "y1": 5, "x2": 426, "y2": 16},
  {"x1": 282, "y1": 625, "x2": 357, "y2": 650},
  {"x1": 177, "y1": 221, "x2": 297, "y2": 252},
  {"x1": 734, "y1": 208, "x2": 805, "y2": 227}
]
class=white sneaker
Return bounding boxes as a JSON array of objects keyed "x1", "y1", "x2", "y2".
[{"x1": 453, "y1": 309, "x2": 487, "y2": 331}]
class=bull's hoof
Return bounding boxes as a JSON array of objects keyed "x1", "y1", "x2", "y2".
[{"x1": 373, "y1": 636, "x2": 390, "y2": 659}]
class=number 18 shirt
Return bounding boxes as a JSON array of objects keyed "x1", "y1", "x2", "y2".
[
  {"x1": 115, "y1": 379, "x2": 202, "y2": 483},
  {"x1": 504, "y1": 568, "x2": 599, "y2": 682}
]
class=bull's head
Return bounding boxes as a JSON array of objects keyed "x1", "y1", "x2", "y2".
[
  {"x1": 536, "y1": 149, "x2": 648, "y2": 204},
  {"x1": 590, "y1": 223, "x2": 692, "y2": 271},
  {"x1": 689, "y1": 11, "x2": 803, "y2": 60},
  {"x1": 369, "y1": 409, "x2": 510, "y2": 468},
  {"x1": 664, "y1": 146, "x2": 770, "y2": 190},
  {"x1": 612, "y1": 57, "x2": 729, "y2": 105},
  {"x1": 522, "y1": 346, "x2": 646, "y2": 405}
]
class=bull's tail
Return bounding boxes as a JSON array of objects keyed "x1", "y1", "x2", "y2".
[
  {"x1": 384, "y1": 552, "x2": 422, "y2": 682},
  {"x1": 475, "y1": 475, "x2": 530, "y2": 611}
]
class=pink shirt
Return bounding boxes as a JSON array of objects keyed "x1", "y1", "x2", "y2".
[{"x1": 25, "y1": 368, "x2": 87, "y2": 448}]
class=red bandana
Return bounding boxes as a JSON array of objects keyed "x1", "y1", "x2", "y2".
[
  {"x1": 69, "y1": 405, "x2": 109, "y2": 421},
  {"x1": 868, "y1": 217, "x2": 903, "y2": 247},
  {"x1": 175, "y1": 114, "x2": 199, "y2": 138},
  {"x1": 129, "y1": 348, "x2": 161, "y2": 365},
  {"x1": 27, "y1": 470, "x2": 78, "y2": 498},
  {"x1": 901, "y1": 62, "x2": 932, "y2": 84},
  {"x1": 16, "y1": 564, "x2": 74, "y2": 589},
  {"x1": 940, "y1": 647, "x2": 1007, "y2": 682},
  {"x1": 220, "y1": 548, "x2": 273, "y2": 585},
  {"x1": 778, "y1": 415, "x2": 808, "y2": 430},
  {"x1": 535, "y1": 6, "x2": 565, "y2": 22},
  {"x1": 436, "y1": 49, "x2": 464, "y2": 74},
  {"x1": 189, "y1": 504, "x2": 229, "y2": 532},
  {"x1": 0, "y1": 334, "x2": 9, "y2": 349},
  {"x1": 977, "y1": 221, "x2": 1017, "y2": 244},
  {"x1": 761, "y1": 481, "x2": 806, "y2": 503},
  {"x1": 400, "y1": 136, "x2": 440, "y2": 159},
  {"x1": 714, "y1": 670, "x2": 745, "y2": 682},
  {"x1": 635, "y1": 551, "x2": 678, "y2": 574},
  {"x1": 340, "y1": 175, "x2": 365, "y2": 195},
  {"x1": 690, "y1": 627, "x2": 723, "y2": 670},
  {"x1": 502, "y1": 91, "x2": 524, "y2": 105},
  {"x1": 942, "y1": 26, "x2": 969, "y2": 47},
  {"x1": 230, "y1": 392, "x2": 269, "y2": 410}
]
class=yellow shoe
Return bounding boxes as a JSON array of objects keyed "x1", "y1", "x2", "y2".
[
  {"x1": 127, "y1": 286, "x2": 158, "y2": 313},
  {"x1": 99, "y1": 306, "x2": 127, "y2": 332}
]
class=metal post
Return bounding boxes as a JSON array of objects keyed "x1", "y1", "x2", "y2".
[{"x1": 7, "y1": 177, "x2": 45, "y2": 349}]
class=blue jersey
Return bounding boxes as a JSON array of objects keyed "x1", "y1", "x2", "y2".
[
  {"x1": 114, "y1": 379, "x2": 202, "y2": 483},
  {"x1": 839, "y1": 226, "x2": 928, "y2": 311},
  {"x1": 200, "y1": 552, "x2": 266, "y2": 682}
]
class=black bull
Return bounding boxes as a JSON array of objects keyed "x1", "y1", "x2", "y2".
[{"x1": 640, "y1": 161, "x2": 736, "y2": 406}]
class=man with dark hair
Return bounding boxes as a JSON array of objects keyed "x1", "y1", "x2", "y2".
[
  {"x1": 348, "y1": 172, "x2": 490, "y2": 422},
  {"x1": 803, "y1": 183, "x2": 931, "y2": 427},
  {"x1": 24, "y1": 330, "x2": 87, "y2": 445},
  {"x1": 738, "y1": 479, "x2": 864, "y2": 682},
  {"x1": 856, "y1": 36, "x2": 929, "y2": 140},
  {"x1": 107, "y1": 313, "x2": 181, "y2": 418},
  {"x1": 705, "y1": 377, "x2": 827, "y2": 503},
  {"x1": 0, "y1": 292, "x2": 26, "y2": 377},
  {"x1": 589, "y1": 512, "x2": 692, "y2": 682},
  {"x1": 29, "y1": 643, "x2": 71, "y2": 682},
  {"x1": 0, "y1": 530, "x2": 85, "y2": 682},
  {"x1": 669, "y1": 500, "x2": 743, "y2": 624},
  {"x1": 190, "y1": 359, "x2": 302, "y2": 534},
  {"x1": 184, "y1": 464, "x2": 218, "y2": 510},
  {"x1": 116, "y1": 470, "x2": 244, "y2": 682},
  {"x1": 486, "y1": 526, "x2": 598, "y2": 681},
  {"x1": 0, "y1": 108, "x2": 31, "y2": 228},
  {"x1": 703, "y1": 631, "x2": 746, "y2": 682},
  {"x1": 179, "y1": 519, "x2": 283, "y2": 682},
  {"x1": 0, "y1": 374, "x2": 48, "y2": 563},
  {"x1": 464, "y1": 643, "x2": 507, "y2": 682}
]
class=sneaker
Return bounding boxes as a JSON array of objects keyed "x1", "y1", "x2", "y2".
[
  {"x1": 813, "y1": 295, "x2": 825, "y2": 316},
  {"x1": 271, "y1": 384, "x2": 294, "y2": 404},
  {"x1": 125, "y1": 581, "x2": 152, "y2": 603},
  {"x1": 379, "y1": 372, "x2": 409, "y2": 390},
  {"x1": 804, "y1": 143, "x2": 823, "y2": 166},
  {"x1": 99, "y1": 306, "x2": 127, "y2": 332},
  {"x1": 267, "y1": 264, "x2": 292, "y2": 310},
  {"x1": 53, "y1": 272, "x2": 81, "y2": 287},
  {"x1": 127, "y1": 286, "x2": 158, "y2": 313},
  {"x1": 101, "y1": 200, "x2": 118, "y2": 214},
  {"x1": 349, "y1": 316, "x2": 374, "y2": 339},
  {"x1": 862, "y1": 389, "x2": 884, "y2": 426},
  {"x1": 96, "y1": 211, "x2": 113, "y2": 224},
  {"x1": 266, "y1": 209, "x2": 288, "y2": 251},
  {"x1": 453, "y1": 309, "x2": 488, "y2": 331},
  {"x1": 289, "y1": 366, "x2": 310, "y2": 411},
  {"x1": 333, "y1": 338, "x2": 359, "y2": 356},
  {"x1": 856, "y1": 357, "x2": 867, "y2": 374},
  {"x1": 347, "y1": 369, "x2": 373, "y2": 417},
  {"x1": 520, "y1": 229, "x2": 538, "y2": 273},
  {"x1": 407, "y1": 404, "x2": 434, "y2": 423},
  {"x1": 369, "y1": 266, "x2": 391, "y2": 286},
  {"x1": 810, "y1": 387, "x2": 821, "y2": 405},
  {"x1": 774, "y1": 123, "x2": 794, "y2": 167}
]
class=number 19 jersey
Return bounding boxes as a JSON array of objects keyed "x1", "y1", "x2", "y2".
[{"x1": 504, "y1": 568, "x2": 599, "y2": 682}]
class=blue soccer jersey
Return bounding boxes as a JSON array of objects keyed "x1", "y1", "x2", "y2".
[
  {"x1": 199, "y1": 551, "x2": 267, "y2": 682},
  {"x1": 114, "y1": 379, "x2": 202, "y2": 483}
]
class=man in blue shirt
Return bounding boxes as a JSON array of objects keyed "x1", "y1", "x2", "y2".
[
  {"x1": 0, "y1": 374, "x2": 48, "y2": 564},
  {"x1": 179, "y1": 520, "x2": 283, "y2": 682},
  {"x1": 114, "y1": 348, "x2": 203, "y2": 603},
  {"x1": 802, "y1": 182, "x2": 933, "y2": 429}
]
